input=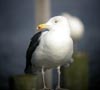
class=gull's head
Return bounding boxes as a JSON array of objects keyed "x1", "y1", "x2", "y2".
[{"x1": 37, "y1": 16, "x2": 70, "y2": 31}]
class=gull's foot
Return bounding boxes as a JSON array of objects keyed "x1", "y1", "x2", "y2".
[
  {"x1": 40, "y1": 88, "x2": 53, "y2": 90},
  {"x1": 56, "y1": 88, "x2": 69, "y2": 90}
]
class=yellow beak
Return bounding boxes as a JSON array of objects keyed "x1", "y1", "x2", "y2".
[{"x1": 37, "y1": 24, "x2": 48, "y2": 31}]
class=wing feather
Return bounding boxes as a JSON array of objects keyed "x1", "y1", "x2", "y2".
[{"x1": 24, "y1": 31, "x2": 42, "y2": 73}]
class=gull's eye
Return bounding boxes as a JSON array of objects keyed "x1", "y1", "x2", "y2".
[{"x1": 54, "y1": 20, "x2": 58, "y2": 23}]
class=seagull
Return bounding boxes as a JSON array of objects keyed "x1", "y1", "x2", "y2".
[
  {"x1": 61, "y1": 13, "x2": 84, "y2": 41},
  {"x1": 24, "y1": 16, "x2": 73, "y2": 90}
]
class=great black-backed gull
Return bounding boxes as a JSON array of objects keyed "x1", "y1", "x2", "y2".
[{"x1": 24, "y1": 16, "x2": 73, "y2": 89}]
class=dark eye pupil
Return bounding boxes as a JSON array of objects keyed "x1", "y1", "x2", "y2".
[{"x1": 55, "y1": 20, "x2": 58, "y2": 23}]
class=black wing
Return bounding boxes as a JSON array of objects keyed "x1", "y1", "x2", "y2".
[{"x1": 24, "y1": 31, "x2": 42, "y2": 74}]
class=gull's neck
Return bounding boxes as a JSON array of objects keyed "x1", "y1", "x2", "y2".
[{"x1": 49, "y1": 24, "x2": 71, "y2": 37}]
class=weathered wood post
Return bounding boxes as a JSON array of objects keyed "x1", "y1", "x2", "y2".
[
  {"x1": 35, "y1": 0, "x2": 51, "y2": 25},
  {"x1": 9, "y1": 74, "x2": 38, "y2": 90},
  {"x1": 61, "y1": 52, "x2": 88, "y2": 90}
]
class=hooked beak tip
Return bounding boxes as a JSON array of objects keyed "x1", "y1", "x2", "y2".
[{"x1": 37, "y1": 24, "x2": 47, "y2": 31}]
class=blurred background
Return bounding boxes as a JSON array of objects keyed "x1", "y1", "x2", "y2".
[{"x1": 0, "y1": 0, "x2": 100, "y2": 90}]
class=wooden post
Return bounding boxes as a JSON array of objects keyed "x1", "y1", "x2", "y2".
[
  {"x1": 35, "y1": 0, "x2": 51, "y2": 26},
  {"x1": 61, "y1": 52, "x2": 88, "y2": 90},
  {"x1": 34, "y1": 0, "x2": 52, "y2": 88},
  {"x1": 9, "y1": 74, "x2": 38, "y2": 90}
]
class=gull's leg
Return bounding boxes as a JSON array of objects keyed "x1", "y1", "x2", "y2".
[
  {"x1": 56, "y1": 66, "x2": 69, "y2": 90},
  {"x1": 56, "y1": 66, "x2": 61, "y2": 89},
  {"x1": 41, "y1": 66, "x2": 47, "y2": 89},
  {"x1": 41, "y1": 66, "x2": 52, "y2": 90}
]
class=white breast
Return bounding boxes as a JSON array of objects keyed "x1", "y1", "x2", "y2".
[{"x1": 32, "y1": 30, "x2": 73, "y2": 69}]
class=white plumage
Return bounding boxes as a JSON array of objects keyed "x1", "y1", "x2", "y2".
[
  {"x1": 32, "y1": 16, "x2": 73, "y2": 69},
  {"x1": 25, "y1": 16, "x2": 73, "y2": 89}
]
